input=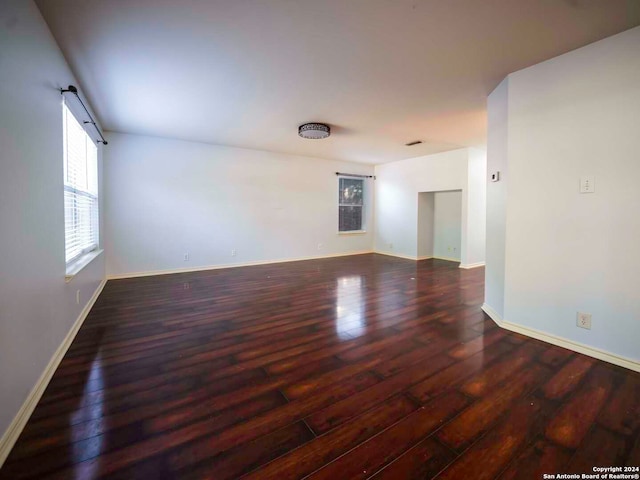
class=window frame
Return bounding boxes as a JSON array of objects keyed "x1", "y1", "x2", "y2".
[
  {"x1": 62, "y1": 99, "x2": 101, "y2": 276},
  {"x1": 337, "y1": 175, "x2": 366, "y2": 234}
]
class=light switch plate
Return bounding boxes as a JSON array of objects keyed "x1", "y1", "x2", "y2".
[
  {"x1": 580, "y1": 176, "x2": 595, "y2": 193},
  {"x1": 490, "y1": 171, "x2": 500, "y2": 182}
]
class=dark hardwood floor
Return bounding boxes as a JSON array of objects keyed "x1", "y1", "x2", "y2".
[{"x1": 1, "y1": 254, "x2": 639, "y2": 479}]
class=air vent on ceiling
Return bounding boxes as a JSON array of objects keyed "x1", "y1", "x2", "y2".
[{"x1": 405, "y1": 140, "x2": 422, "y2": 146}]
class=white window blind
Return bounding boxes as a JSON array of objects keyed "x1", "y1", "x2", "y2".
[
  {"x1": 63, "y1": 101, "x2": 99, "y2": 265},
  {"x1": 338, "y1": 176, "x2": 364, "y2": 232}
]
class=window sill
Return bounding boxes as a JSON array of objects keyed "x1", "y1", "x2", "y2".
[
  {"x1": 65, "y1": 249, "x2": 103, "y2": 283},
  {"x1": 338, "y1": 230, "x2": 367, "y2": 235}
]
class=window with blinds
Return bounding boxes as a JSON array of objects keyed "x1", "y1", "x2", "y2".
[
  {"x1": 338, "y1": 176, "x2": 365, "y2": 232},
  {"x1": 63, "y1": 101, "x2": 99, "y2": 266}
]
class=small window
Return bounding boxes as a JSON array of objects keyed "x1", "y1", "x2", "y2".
[
  {"x1": 338, "y1": 176, "x2": 364, "y2": 232},
  {"x1": 63, "y1": 101, "x2": 99, "y2": 266}
]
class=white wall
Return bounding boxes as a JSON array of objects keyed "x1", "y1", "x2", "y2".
[
  {"x1": 433, "y1": 191, "x2": 462, "y2": 261},
  {"x1": 374, "y1": 147, "x2": 486, "y2": 266},
  {"x1": 465, "y1": 147, "x2": 487, "y2": 267},
  {"x1": 104, "y1": 133, "x2": 374, "y2": 277},
  {"x1": 0, "y1": 0, "x2": 105, "y2": 452},
  {"x1": 484, "y1": 78, "x2": 509, "y2": 317},
  {"x1": 486, "y1": 26, "x2": 640, "y2": 363},
  {"x1": 375, "y1": 149, "x2": 467, "y2": 259},
  {"x1": 417, "y1": 192, "x2": 434, "y2": 259}
]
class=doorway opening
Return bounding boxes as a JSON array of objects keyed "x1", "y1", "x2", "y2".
[{"x1": 418, "y1": 190, "x2": 462, "y2": 262}]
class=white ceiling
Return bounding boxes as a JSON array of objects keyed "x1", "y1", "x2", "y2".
[{"x1": 37, "y1": 0, "x2": 640, "y2": 164}]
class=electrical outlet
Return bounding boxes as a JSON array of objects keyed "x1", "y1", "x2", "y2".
[
  {"x1": 576, "y1": 312, "x2": 592, "y2": 330},
  {"x1": 76, "y1": 289, "x2": 80, "y2": 305},
  {"x1": 231, "y1": 249, "x2": 237, "y2": 257},
  {"x1": 317, "y1": 243, "x2": 323, "y2": 250},
  {"x1": 184, "y1": 253, "x2": 189, "y2": 261}
]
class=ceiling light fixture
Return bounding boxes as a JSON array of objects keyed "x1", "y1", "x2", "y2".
[{"x1": 299, "y1": 123, "x2": 330, "y2": 139}]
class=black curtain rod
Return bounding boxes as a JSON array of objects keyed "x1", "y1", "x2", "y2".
[
  {"x1": 60, "y1": 85, "x2": 108, "y2": 145},
  {"x1": 335, "y1": 172, "x2": 375, "y2": 179}
]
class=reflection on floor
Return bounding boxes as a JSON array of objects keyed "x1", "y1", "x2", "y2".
[
  {"x1": 336, "y1": 275, "x2": 365, "y2": 340},
  {"x1": 1, "y1": 253, "x2": 639, "y2": 479}
]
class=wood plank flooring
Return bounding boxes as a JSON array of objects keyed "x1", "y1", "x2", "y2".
[{"x1": 1, "y1": 254, "x2": 639, "y2": 479}]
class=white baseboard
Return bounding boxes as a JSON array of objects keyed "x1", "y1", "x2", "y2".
[
  {"x1": 460, "y1": 261, "x2": 485, "y2": 269},
  {"x1": 0, "y1": 278, "x2": 107, "y2": 467},
  {"x1": 432, "y1": 256, "x2": 461, "y2": 263},
  {"x1": 482, "y1": 303, "x2": 640, "y2": 373},
  {"x1": 480, "y1": 303, "x2": 503, "y2": 324},
  {"x1": 107, "y1": 251, "x2": 375, "y2": 280},
  {"x1": 373, "y1": 251, "x2": 419, "y2": 261},
  {"x1": 373, "y1": 252, "x2": 462, "y2": 264}
]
